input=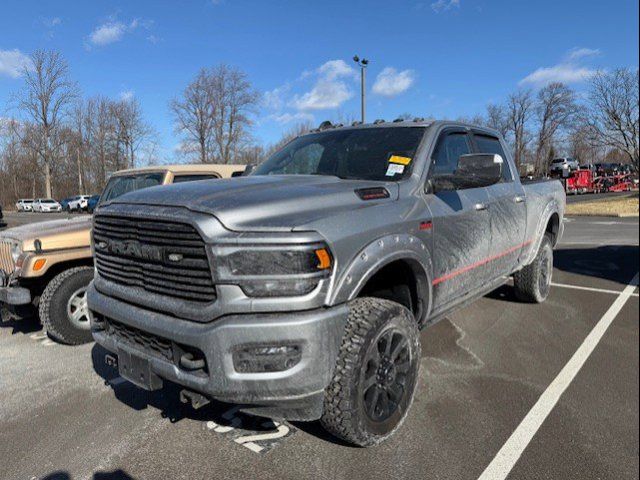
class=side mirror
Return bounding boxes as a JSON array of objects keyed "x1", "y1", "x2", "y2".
[{"x1": 456, "y1": 153, "x2": 503, "y2": 188}]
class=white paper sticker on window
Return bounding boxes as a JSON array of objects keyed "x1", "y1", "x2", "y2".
[{"x1": 386, "y1": 163, "x2": 405, "y2": 176}]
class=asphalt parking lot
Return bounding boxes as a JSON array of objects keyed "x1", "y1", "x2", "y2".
[{"x1": 1, "y1": 213, "x2": 638, "y2": 480}]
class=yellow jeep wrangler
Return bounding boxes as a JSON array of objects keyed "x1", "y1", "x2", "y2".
[{"x1": 0, "y1": 164, "x2": 245, "y2": 344}]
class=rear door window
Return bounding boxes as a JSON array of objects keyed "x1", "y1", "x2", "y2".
[{"x1": 473, "y1": 134, "x2": 512, "y2": 181}]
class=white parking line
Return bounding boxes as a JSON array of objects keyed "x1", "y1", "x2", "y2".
[
  {"x1": 551, "y1": 281, "x2": 639, "y2": 297},
  {"x1": 478, "y1": 272, "x2": 639, "y2": 480}
]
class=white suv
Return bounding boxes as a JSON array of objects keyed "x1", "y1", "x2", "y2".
[
  {"x1": 33, "y1": 199, "x2": 63, "y2": 213},
  {"x1": 67, "y1": 195, "x2": 92, "y2": 212},
  {"x1": 550, "y1": 157, "x2": 579, "y2": 173},
  {"x1": 16, "y1": 199, "x2": 34, "y2": 212}
]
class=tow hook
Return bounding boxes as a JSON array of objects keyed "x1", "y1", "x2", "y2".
[
  {"x1": 105, "y1": 353, "x2": 118, "y2": 368},
  {"x1": 180, "y1": 389, "x2": 210, "y2": 410}
]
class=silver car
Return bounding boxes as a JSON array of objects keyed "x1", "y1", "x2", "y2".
[
  {"x1": 549, "y1": 157, "x2": 579, "y2": 173},
  {"x1": 15, "y1": 199, "x2": 34, "y2": 212},
  {"x1": 33, "y1": 198, "x2": 63, "y2": 213}
]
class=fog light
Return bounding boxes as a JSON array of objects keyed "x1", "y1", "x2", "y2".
[{"x1": 233, "y1": 344, "x2": 302, "y2": 373}]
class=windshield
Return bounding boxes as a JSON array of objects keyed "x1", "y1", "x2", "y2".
[
  {"x1": 253, "y1": 127, "x2": 425, "y2": 181},
  {"x1": 42, "y1": 199, "x2": 56, "y2": 203},
  {"x1": 100, "y1": 172, "x2": 165, "y2": 204}
]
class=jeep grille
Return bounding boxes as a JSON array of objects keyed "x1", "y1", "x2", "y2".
[
  {"x1": 0, "y1": 241, "x2": 15, "y2": 274},
  {"x1": 93, "y1": 215, "x2": 216, "y2": 303}
]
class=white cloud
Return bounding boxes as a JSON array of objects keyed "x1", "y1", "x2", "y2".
[
  {"x1": 291, "y1": 59, "x2": 356, "y2": 111},
  {"x1": 119, "y1": 90, "x2": 135, "y2": 101},
  {"x1": 372, "y1": 67, "x2": 416, "y2": 97},
  {"x1": 268, "y1": 112, "x2": 315, "y2": 124},
  {"x1": 88, "y1": 18, "x2": 148, "y2": 47},
  {"x1": 263, "y1": 85, "x2": 290, "y2": 110},
  {"x1": 520, "y1": 65, "x2": 596, "y2": 86},
  {"x1": 520, "y1": 47, "x2": 600, "y2": 86},
  {"x1": 566, "y1": 47, "x2": 601, "y2": 61},
  {"x1": 42, "y1": 17, "x2": 62, "y2": 28},
  {"x1": 0, "y1": 49, "x2": 32, "y2": 78},
  {"x1": 89, "y1": 22, "x2": 127, "y2": 46},
  {"x1": 318, "y1": 59, "x2": 356, "y2": 81},
  {"x1": 431, "y1": 0, "x2": 460, "y2": 13},
  {"x1": 292, "y1": 79, "x2": 352, "y2": 110}
]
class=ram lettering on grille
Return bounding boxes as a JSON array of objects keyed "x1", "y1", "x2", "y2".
[{"x1": 93, "y1": 215, "x2": 216, "y2": 303}]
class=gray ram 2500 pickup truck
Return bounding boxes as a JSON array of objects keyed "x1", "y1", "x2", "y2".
[{"x1": 88, "y1": 120, "x2": 565, "y2": 446}]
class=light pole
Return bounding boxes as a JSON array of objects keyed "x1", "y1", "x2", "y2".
[{"x1": 353, "y1": 55, "x2": 369, "y2": 123}]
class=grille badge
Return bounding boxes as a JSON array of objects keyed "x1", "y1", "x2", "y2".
[{"x1": 168, "y1": 253, "x2": 184, "y2": 263}]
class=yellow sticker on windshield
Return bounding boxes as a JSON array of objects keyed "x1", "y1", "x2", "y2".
[{"x1": 389, "y1": 155, "x2": 412, "y2": 165}]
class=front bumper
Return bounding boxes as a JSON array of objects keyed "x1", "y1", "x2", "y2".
[
  {"x1": 0, "y1": 284, "x2": 31, "y2": 305},
  {"x1": 88, "y1": 283, "x2": 349, "y2": 421}
]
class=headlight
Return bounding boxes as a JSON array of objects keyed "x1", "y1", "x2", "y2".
[
  {"x1": 10, "y1": 241, "x2": 22, "y2": 263},
  {"x1": 212, "y1": 243, "x2": 333, "y2": 297}
]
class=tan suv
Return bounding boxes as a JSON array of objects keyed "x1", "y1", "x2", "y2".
[{"x1": 0, "y1": 163, "x2": 245, "y2": 344}]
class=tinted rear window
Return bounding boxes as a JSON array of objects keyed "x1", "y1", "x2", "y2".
[{"x1": 172, "y1": 174, "x2": 219, "y2": 184}]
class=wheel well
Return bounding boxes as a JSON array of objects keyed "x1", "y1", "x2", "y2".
[
  {"x1": 357, "y1": 259, "x2": 429, "y2": 326},
  {"x1": 25, "y1": 258, "x2": 94, "y2": 297},
  {"x1": 546, "y1": 213, "x2": 560, "y2": 246}
]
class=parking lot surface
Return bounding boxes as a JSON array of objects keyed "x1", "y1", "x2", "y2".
[{"x1": 1, "y1": 213, "x2": 638, "y2": 480}]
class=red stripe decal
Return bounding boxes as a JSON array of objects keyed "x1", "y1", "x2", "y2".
[
  {"x1": 419, "y1": 221, "x2": 433, "y2": 230},
  {"x1": 432, "y1": 240, "x2": 533, "y2": 286}
]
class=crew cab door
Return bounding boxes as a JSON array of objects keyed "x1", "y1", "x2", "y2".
[
  {"x1": 424, "y1": 129, "x2": 491, "y2": 308},
  {"x1": 472, "y1": 132, "x2": 527, "y2": 277}
]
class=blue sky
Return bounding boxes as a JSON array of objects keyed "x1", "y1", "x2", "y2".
[{"x1": 1, "y1": 0, "x2": 638, "y2": 160}]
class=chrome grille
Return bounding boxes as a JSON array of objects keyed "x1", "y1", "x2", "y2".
[
  {"x1": 93, "y1": 215, "x2": 216, "y2": 303},
  {"x1": 0, "y1": 241, "x2": 15, "y2": 274}
]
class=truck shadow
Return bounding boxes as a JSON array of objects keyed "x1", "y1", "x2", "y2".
[
  {"x1": 486, "y1": 244, "x2": 638, "y2": 303},
  {"x1": 42, "y1": 469, "x2": 135, "y2": 480},
  {"x1": 0, "y1": 306, "x2": 42, "y2": 335},
  {"x1": 552, "y1": 245, "x2": 639, "y2": 287},
  {"x1": 90, "y1": 343, "x2": 284, "y2": 433}
]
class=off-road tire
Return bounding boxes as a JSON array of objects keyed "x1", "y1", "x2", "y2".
[
  {"x1": 513, "y1": 234, "x2": 553, "y2": 303},
  {"x1": 321, "y1": 297, "x2": 421, "y2": 447},
  {"x1": 39, "y1": 266, "x2": 94, "y2": 345}
]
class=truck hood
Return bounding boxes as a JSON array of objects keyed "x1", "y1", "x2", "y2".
[
  {"x1": 0, "y1": 215, "x2": 92, "y2": 251},
  {"x1": 106, "y1": 175, "x2": 399, "y2": 231}
]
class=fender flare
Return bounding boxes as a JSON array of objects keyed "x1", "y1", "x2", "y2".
[
  {"x1": 329, "y1": 234, "x2": 433, "y2": 324},
  {"x1": 522, "y1": 201, "x2": 561, "y2": 266}
]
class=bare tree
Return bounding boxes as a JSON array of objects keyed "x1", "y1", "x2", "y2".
[
  {"x1": 485, "y1": 103, "x2": 509, "y2": 139},
  {"x1": 506, "y1": 89, "x2": 534, "y2": 170},
  {"x1": 585, "y1": 68, "x2": 639, "y2": 168},
  {"x1": 568, "y1": 122, "x2": 604, "y2": 165},
  {"x1": 112, "y1": 97, "x2": 154, "y2": 169},
  {"x1": 170, "y1": 69, "x2": 216, "y2": 163},
  {"x1": 533, "y1": 82, "x2": 577, "y2": 174},
  {"x1": 17, "y1": 50, "x2": 78, "y2": 197},
  {"x1": 209, "y1": 64, "x2": 259, "y2": 164}
]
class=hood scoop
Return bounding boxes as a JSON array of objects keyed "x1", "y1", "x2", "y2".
[{"x1": 355, "y1": 187, "x2": 391, "y2": 201}]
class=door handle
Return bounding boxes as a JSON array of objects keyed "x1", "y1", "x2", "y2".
[
  {"x1": 514, "y1": 196, "x2": 525, "y2": 203},
  {"x1": 474, "y1": 203, "x2": 488, "y2": 211}
]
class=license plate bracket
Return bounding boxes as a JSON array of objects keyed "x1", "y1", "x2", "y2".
[{"x1": 118, "y1": 349, "x2": 163, "y2": 391}]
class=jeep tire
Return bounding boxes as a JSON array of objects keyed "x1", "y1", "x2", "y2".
[
  {"x1": 513, "y1": 234, "x2": 553, "y2": 303},
  {"x1": 39, "y1": 266, "x2": 94, "y2": 345},
  {"x1": 321, "y1": 297, "x2": 421, "y2": 446}
]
